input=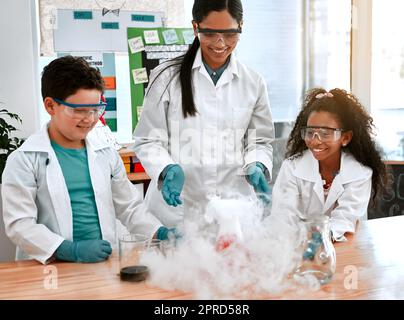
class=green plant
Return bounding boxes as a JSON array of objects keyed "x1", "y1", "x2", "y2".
[{"x1": 1, "y1": 109, "x2": 24, "y2": 183}]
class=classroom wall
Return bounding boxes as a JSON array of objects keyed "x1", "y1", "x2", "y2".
[
  {"x1": 0, "y1": 0, "x2": 40, "y2": 138},
  {"x1": 0, "y1": 0, "x2": 187, "y2": 139}
]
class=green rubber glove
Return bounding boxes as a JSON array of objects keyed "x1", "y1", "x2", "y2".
[
  {"x1": 156, "y1": 226, "x2": 182, "y2": 241},
  {"x1": 56, "y1": 239, "x2": 112, "y2": 263},
  {"x1": 161, "y1": 164, "x2": 185, "y2": 207},
  {"x1": 246, "y1": 162, "x2": 271, "y2": 205}
]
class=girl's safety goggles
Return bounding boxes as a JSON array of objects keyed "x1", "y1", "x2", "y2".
[
  {"x1": 53, "y1": 98, "x2": 107, "y2": 120},
  {"x1": 301, "y1": 126, "x2": 345, "y2": 142},
  {"x1": 196, "y1": 25, "x2": 242, "y2": 45}
]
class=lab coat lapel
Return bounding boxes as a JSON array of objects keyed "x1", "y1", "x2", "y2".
[
  {"x1": 294, "y1": 151, "x2": 325, "y2": 208},
  {"x1": 216, "y1": 53, "x2": 238, "y2": 88},
  {"x1": 323, "y1": 175, "x2": 343, "y2": 213},
  {"x1": 85, "y1": 136, "x2": 111, "y2": 241},
  {"x1": 46, "y1": 149, "x2": 73, "y2": 239},
  {"x1": 323, "y1": 152, "x2": 363, "y2": 213},
  {"x1": 193, "y1": 48, "x2": 213, "y2": 84},
  {"x1": 312, "y1": 178, "x2": 325, "y2": 209}
]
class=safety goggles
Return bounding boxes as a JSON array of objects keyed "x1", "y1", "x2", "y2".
[
  {"x1": 53, "y1": 98, "x2": 107, "y2": 120},
  {"x1": 301, "y1": 126, "x2": 345, "y2": 142},
  {"x1": 196, "y1": 25, "x2": 242, "y2": 45}
]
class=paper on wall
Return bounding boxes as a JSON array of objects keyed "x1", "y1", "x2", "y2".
[
  {"x1": 128, "y1": 36, "x2": 145, "y2": 54},
  {"x1": 143, "y1": 30, "x2": 160, "y2": 44},
  {"x1": 162, "y1": 29, "x2": 179, "y2": 45},
  {"x1": 182, "y1": 30, "x2": 195, "y2": 45},
  {"x1": 132, "y1": 68, "x2": 148, "y2": 84}
]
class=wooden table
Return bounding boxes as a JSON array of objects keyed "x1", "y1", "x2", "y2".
[{"x1": 1, "y1": 216, "x2": 404, "y2": 300}]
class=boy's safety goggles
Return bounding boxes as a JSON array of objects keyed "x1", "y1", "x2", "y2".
[
  {"x1": 53, "y1": 98, "x2": 107, "y2": 120},
  {"x1": 196, "y1": 25, "x2": 242, "y2": 45},
  {"x1": 301, "y1": 126, "x2": 345, "y2": 142}
]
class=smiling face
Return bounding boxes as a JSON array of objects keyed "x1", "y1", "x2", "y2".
[
  {"x1": 45, "y1": 88, "x2": 102, "y2": 148},
  {"x1": 305, "y1": 111, "x2": 352, "y2": 165},
  {"x1": 193, "y1": 10, "x2": 241, "y2": 70}
]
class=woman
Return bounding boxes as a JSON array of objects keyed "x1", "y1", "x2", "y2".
[{"x1": 133, "y1": 0, "x2": 274, "y2": 228}]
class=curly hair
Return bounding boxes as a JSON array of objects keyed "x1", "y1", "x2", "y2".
[
  {"x1": 41, "y1": 55, "x2": 104, "y2": 101},
  {"x1": 285, "y1": 87, "x2": 387, "y2": 204}
]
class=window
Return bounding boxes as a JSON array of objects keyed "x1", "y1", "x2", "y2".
[
  {"x1": 236, "y1": 0, "x2": 351, "y2": 183},
  {"x1": 371, "y1": 0, "x2": 404, "y2": 159},
  {"x1": 307, "y1": 0, "x2": 351, "y2": 91}
]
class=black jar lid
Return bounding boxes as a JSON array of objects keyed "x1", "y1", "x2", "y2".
[{"x1": 120, "y1": 265, "x2": 149, "y2": 282}]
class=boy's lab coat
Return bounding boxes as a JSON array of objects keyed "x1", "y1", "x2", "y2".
[
  {"x1": 133, "y1": 49, "x2": 275, "y2": 227},
  {"x1": 271, "y1": 150, "x2": 372, "y2": 241},
  {"x1": 1, "y1": 124, "x2": 161, "y2": 264}
]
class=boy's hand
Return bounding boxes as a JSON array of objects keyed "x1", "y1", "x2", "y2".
[{"x1": 56, "y1": 239, "x2": 112, "y2": 263}]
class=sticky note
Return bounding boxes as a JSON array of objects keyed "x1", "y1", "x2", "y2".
[
  {"x1": 128, "y1": 36, "x2": 145, "y2": 54},
  {"x1": 102, "y1": 22, "x2": 119, "y2": 29},
  {"x1": 132, "y1": 14, "x2": 155, "y2": 22},
  {"x1": 74, "y1": 11, "x2": 93, "y2": 20},
  {"x1": 182, "y1": 30, "x2": 195, "y2": 45},
  {"x1": 144, "y1": 30, "x2": 160, "y2": 44},
  {"x1": 162, "y1": 29, "x2": 179, "y2": 45},
  {"x1": 132, "y1": 68, "x2": 148, "y2": 84}
]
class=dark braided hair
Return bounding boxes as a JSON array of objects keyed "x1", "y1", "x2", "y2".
[{"x1": 286, "y1": 87, "x2": 387, "y2": 204}]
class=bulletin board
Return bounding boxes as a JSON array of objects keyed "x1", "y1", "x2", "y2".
[
  {"x1": 127, "y1": 27, "x2": 194, "y2": 131},
  {"x1": 53, "y1": 9, "x2": 164, "y2": 52},
  {"x1": 368, "y1": 164, "x2": 404, "y2": 219}
]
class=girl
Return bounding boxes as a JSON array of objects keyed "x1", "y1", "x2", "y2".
[
  {"x1": 133, "y1": 0, "x2": 274, "y2": 227},
  {"x1": 271, "y1": 88, "x2": 386, "y2": 241}
]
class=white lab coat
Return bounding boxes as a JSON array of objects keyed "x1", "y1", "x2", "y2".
[
  {"x1": 133, "y1": 48, "x2": 274, "y2": 227},
  {"x1": 1, "y1": 124, "x2": 161, "y2": 264},
  {"x1": 270, "y1": 150, "x2": 373, "y2": 241}
]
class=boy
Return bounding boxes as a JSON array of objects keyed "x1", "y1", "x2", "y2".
[{"x1": 1, "y1": 56, "x2": 171, "y2": 264}]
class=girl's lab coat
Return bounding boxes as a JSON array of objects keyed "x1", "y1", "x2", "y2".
[
  {"x1": 1, "y1": 125, "x2": 161, "y2": 264},
  {"x1": 133, "y1": 49, "x2": 274, "y2": 227},
  {"x1": 271, "y1": 150, "x2": 372, "y2": 241}
]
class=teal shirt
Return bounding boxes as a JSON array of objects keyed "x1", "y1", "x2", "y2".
[
  {"x1": 51, "y1": 141, "x2": 102, "y2": 241},
  {"x1": 203, "y1": 58, "x2": 230, "y2": 85}
]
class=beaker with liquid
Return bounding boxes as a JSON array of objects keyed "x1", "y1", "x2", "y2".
[
  {"x1": 294, "y1": 215, "x2": 336, "y2": 284},
  {"x1": 119, "y1": 234, "x2": 150, "y2": 282}
]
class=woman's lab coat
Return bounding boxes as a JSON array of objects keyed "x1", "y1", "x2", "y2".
[
  {"x1": 270, "y1": 150, "x2": 373, "y2": 241},
  {"x1": 1, "y1": 125, "x2": 161, "y2": 264},
  {"x1": 133, "y1": 48, "x2": 275, "y2": 227}
]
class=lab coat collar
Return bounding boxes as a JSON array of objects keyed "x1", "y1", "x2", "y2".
[
  {"x1": 19, "y1": 122, "x2": 110, "y2": 153},
  {"x1": 293, "y1": 150, "x2": 370, "y2": 212},
  {"x1": 293, "y1": 149, "x2": 369, "y2": 184},
  {"x1": 192, "y1": 47, "x2": 240, "y2": 79}
]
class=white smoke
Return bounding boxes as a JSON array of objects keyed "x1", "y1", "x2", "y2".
[{"x1": 140, "y1": 195, "x2": 322, "y2": 299}]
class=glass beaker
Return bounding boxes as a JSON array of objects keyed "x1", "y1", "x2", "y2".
[
  {"x1": 294, "y1": 215, "x2": 336, "y2": 284},
  {"x1": 145, "y1": 238, "x2": 164, "y2": 255},
  {"x1": 119, "y1": 234, "x2": 150, "y2": 282}
]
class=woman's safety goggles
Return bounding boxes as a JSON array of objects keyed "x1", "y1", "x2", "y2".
[
  {"x1": 301, "y1": 126, "x2": 345, "y2": 142},
  {"x1": 54, "y1": 98, "x2": 107, "y2": 120},
  {"x1": 196, "y1": 25, "x2": 242, "y2": 45}
]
